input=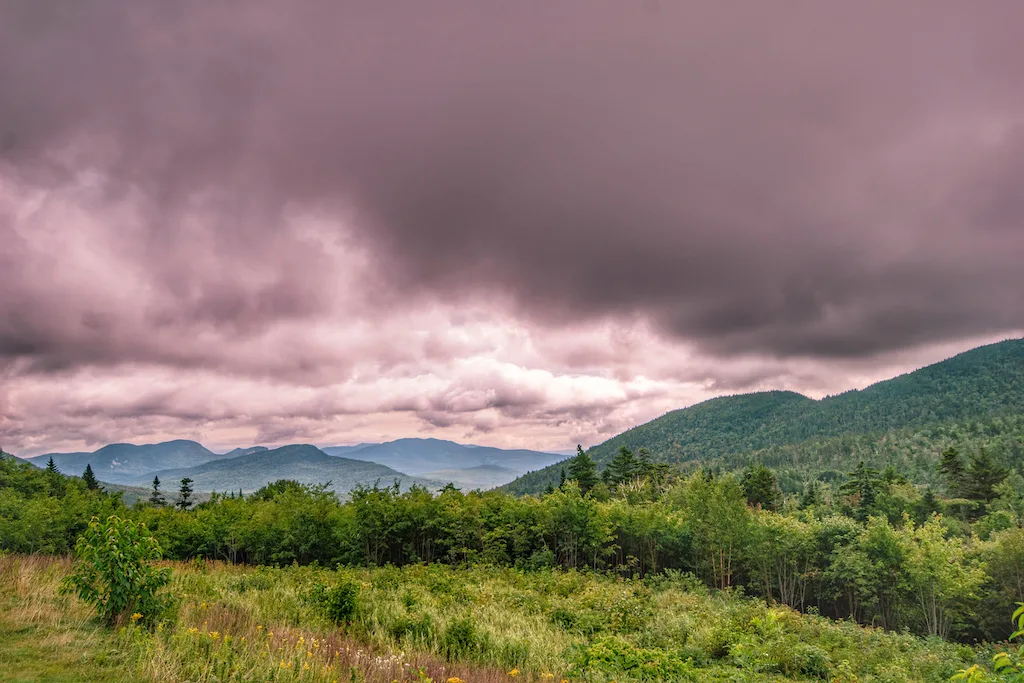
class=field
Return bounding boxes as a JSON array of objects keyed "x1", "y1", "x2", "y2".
[{"x1": 0, "y1": 553, "x2": 989, "y2": 683}]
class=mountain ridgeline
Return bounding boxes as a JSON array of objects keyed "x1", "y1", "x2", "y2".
[{"x1": 505, "y1": 338, "x2": 1024, "y2": 494}]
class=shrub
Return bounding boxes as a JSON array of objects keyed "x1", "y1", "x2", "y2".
[
  {"x1": 441, "y1": 617, "x2": 484, "y2": 661},
  {"x1": 307, "y1": 577, "x2": 360, "y2": 624},
  {"x1": 62, "y1": 515, "x2": 172, "y2": 626}
]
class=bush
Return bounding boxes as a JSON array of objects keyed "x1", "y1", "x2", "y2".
[
  {"x1": 62, "y1": 515, "x2": 172, "y2": 626},
  {"x1": 440, "y1": 617, "x2": 484, "y2": 661},
  {"x1": 307, "y1": 577, "x2": 360, "y2": 624}
]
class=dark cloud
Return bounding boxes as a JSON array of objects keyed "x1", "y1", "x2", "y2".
[{"x1": 2, "y1": 1, "x2": 1023, "y2": 364}]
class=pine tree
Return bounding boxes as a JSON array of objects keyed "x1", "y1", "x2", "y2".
[
  {"x1": 567, "y1": 445, "x2": 599, "y2": 495},
  {"x1": 939, "y1": 447, "x2": 965, "y2": 495},
  {"x1": 82, "y1": 464, "x2": 100, "y2": 491},
  {"x1": 149, "y1": 475, "x2": 166, "y2": 506},
  {"x1": 800, "y1": 481, "x2": 822, "y2": 509},
  {"x1": 177, "y1": 477, "x2": 194, "y2": 510},
  {"x1": 742, "y1": 463, "x2": 780, "y2": 511},
  {"x1": 963, "y1": 449, "x2": 1009, "y2": 502},
  {"x1": 606, "y1": 445, "x2": 640, "y2": 487},
  {"x1": 543, "y1": 481, "x2": 555, "y2": 495},
  {"x1": 559, "y1": 468, "x2": 567, "y2": 489},
  {"x1": 45, "y1": 456, "x2": 59, "y2": 474},
  {"x1": 839, "y1": 461, "x2": 880, "y2": 519}
]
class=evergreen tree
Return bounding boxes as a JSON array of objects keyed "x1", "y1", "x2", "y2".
[
  {"x1": 962, "y1": 448, "x2": 1009, "y2": 502},
  {"x1": 567, "y1": 445, "x2": 599, "y2": 495},
  {"x1": 82, "y1": 464, "x2": 100, "y2": 491},
  {"x1": 559, "y1": 468, "x2": 567, "y2": 489},
  {"x1": 840, "y1": 461, "x2": 880, "y2": 520},
  {"x1": 939, "y1": 447, "x2": 965, "y2": 495},
  {"x1": 45, "y1": 456, "x2": 59, "y2": 474},
  {"x1": 149, "y1": 475, "x2": 166, "y2": 506},
  {"x1": 544, "y1": 481, "x2": 555, "y2": 496},
  {"x1": 606, "y1": 445, "x2": 640, "y2": 486},
  {"x1": 800, "y1": 481, "x2": 822, "y2": 509},
  {"x1": 913, "y1": 487, "x2": 941, "y2": 525},
  {"x1": 177, "y1": 477, "x2": 194, "y2": 510},
  {"x1": 742, "y1": 463, "x2": 780, "y2": 511}
]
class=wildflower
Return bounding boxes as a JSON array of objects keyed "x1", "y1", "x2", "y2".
[
  {"x1": 447, "y1": 678, "x2": 466, "y2": 683},
  {"x1": 200, "y1": 602, "x2": 208, "y2": 609},
  {"x1": 209, "y1": 631, "x2": 220, "y2": 640},
  {"x1": 187, "y1": 627, "x2": 199, "y2": 635},
  {"x1": 303, "y1": 662, "x2": 311, "y2": 671},
  {"x1": 541, "y1": 675, "x2": 555, "y2": 680},
  {"x1": 130, "y1": 613, "x2": 143, "y2": 622},
  {"x1": 256, "y1": 625, "x2": 263, "y2": 631},
  {"x1": 508, "y1": 669, "x2": 520, "y2": 677}
]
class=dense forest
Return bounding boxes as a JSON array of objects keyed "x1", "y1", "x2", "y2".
[
  {"x1": 4, "y1": 433, "x2": 1024, "y2": 647},
  {"x1": 506, "y1": 338, "x2": 1024, "y2": 494}
]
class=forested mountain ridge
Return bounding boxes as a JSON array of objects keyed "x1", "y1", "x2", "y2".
[
  {"x1": 25, "y1": 439, "x2": 229, "y2": 483},
  {"x1": 506, "y1": 338, "x2": 1024, "y2": 493}
]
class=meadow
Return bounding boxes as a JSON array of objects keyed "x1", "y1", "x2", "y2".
[{"x1": 0, "y1": 552, "x2": 990, "y2": 682}]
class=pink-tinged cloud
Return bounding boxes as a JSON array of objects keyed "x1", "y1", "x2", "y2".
[{"x1": 1, "y1": 2, "x2": 1023, "y2": 454}]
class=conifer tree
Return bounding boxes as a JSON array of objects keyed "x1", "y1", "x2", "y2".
[
  {"x1": 149, "y1": 475, "x2": 166, "y2": 506},
  {"x1": 939, "y1": 447, "x2": 965, "y2": 495},
  {"x1": 606, "y1": 445, "x2": 640, "y2": 486},
  {"x1": 177, "y1": 477, "x2": 194, "y2": 510},
  {"x1": 45, "y1": 456, "x2": 59, "y2": 474},
  {"x1": 567, "y1": 445, "x2": 599, "y2": 495},
  {"x1": 963, "y1": 448, "x2": 1009, "y2": 502},
  {"x1": 742, "y1": 463, "x2": 780, "y2": 511},
  {"x1": 82, "y1": 464, "x2": 100, "y2": 491},
  {"x1": 840, "y1": 461, "x2": 880, "y2": 520}
]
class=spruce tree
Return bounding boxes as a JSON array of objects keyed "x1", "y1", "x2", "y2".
[
  {"x1": 606, "y1": 445, "x2": 640, "y2": 486},
  {"x1": 742, "y1": 463, "x2": 780, "y2": 511},
  {"x1": 839, "y1": 461, "x2": 880, "y2": 519},
  {"x1": 177, "y1": 477, "x2": 194, "y2": 510},
  {"x1": 567, "y1": 445, "x2": 599, "y2": 495},
  {"x1": 45, "y1": 456, "x2": 59, "y2": 474},
  {"x1": 939, "y1": 447, "x2": 965, "y2": 495},
  {"x1": 82, "y1": 464, "x2": 100, "y2": 491},
  {"x1": 963, "y1": 449, "x2": 1009, "y2": 502},
  {"x1": 559, "y1": 468, "x2": 567, "y2": 489},
  {"x1": 149, "y1": 475, "x2": 166, "y2": 506}
]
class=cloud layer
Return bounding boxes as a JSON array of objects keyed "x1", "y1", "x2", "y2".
[{"x1": 1, "y1": 2, "x2": 1023, "y2": 455}]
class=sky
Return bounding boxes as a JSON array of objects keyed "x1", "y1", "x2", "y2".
[{"x1": 1, "y1": 1, "x2": 1023, "y2": 457}]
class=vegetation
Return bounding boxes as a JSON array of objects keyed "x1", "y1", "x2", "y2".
[{"x1": 507, "y1": 339, "x2": 1024, "y2": 493}]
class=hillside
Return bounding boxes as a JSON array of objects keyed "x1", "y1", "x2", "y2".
[
  {"x1": 506, "y1": 338, "x2": 1024, "y2": 493},
  {"x1": 26, "y1": 440, "x2": 232, "y2": 484},
  {"x1": 126, "y1": 444, "x2": 440, "y2": 495},
  {"x1": 329, "y1": 438, "x2": 561, "y2": 474}
]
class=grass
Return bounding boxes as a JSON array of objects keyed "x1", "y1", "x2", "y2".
[
  {"x1": 0, "y1": 555, "x2": 130, "y2": 682},
  {"x1": 0, "y1": 554, "x2": 994, "y2": 682}
]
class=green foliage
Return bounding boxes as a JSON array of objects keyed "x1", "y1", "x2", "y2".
[
  {"x1": 306, "y1": 575, "x2": 360, "y2": 624},
  {"x1": 62, "y1": 515, "x2": 172, "y2": 626},
  {"x1": 567, "y1": 445, "x2": 598, "y2": 494},
  {"x1": 742, "y1": 462, "x2": 780, "y2": 511},
  {"x1": 176, "y1": 477, "x2": 194, "y2": 510},
  {"x1": 82, "y1": 464, "x2": 100, "y2": 490},
  {"x1": 148, "y1": 475, "x2": 165, "y2": 506}
]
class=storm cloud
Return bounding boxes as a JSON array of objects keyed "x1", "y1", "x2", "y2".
[{"x1": 1, "y1": 1, "x2": 1023, "y2": 453}]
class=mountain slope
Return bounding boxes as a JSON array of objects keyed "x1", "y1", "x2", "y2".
[
  {"x1": 326, "y1": 438, "x2": 562, "y2": 488},
  {"x1": 222, "y1": 446, "x2": 269, "y2": 458},
  {"x1": 26, "y1": 440, "x2": 231, "y2": 484},
  {"x1": 505, "y1": 338, "x2": 1024, "y2": 493},
  {"x1": 127, "y1": 444, "x2": 439, "y2": 494}
]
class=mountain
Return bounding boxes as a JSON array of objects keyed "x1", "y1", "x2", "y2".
[
  {"x1": 221, "y1": 446, "x2": 269, "y2": 458},
  {"x1": 125, "y1": 444, "x2": 439, "y2": 495},
  {"x1": 321, "y1": 443, "x2": 377, "y2": 457},
  {"x1": 26, "y1": 440, "x2": 232, "y2": 484},
  {"x1": 505, "y1": 338, "x2": 1024, "y2": 493},
  {"x1": 325, "y1": 438, "x2": 563, "y2": 488}
]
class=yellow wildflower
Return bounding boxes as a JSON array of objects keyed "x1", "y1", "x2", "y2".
[
  {"x1": 508, "y1": 669, "x2": 520, "y2": 677},
  {"x1": 541, "y1": 675, "x2": 555, "y2": 680},
  {"x1": 209, "y1": 631, "x2": 220, "y2": 640},
  {"x1": 447, "y1": 678, "x2": 466, "y2": 683},
  {"x1": 130, "y1": 613, "x2": 143, "y2": 622},
  {"x1": 187, "y1": 627, "x2": 199, "y2": 635},
  {"x1": 303, "y1": 662, "x2": 311, "y2": 671}
]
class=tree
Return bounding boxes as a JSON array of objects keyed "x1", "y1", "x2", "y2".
[
  {"x1": 567, "y1": 445, "x2": 599, "y2": 495},
  {"x1": 148, "y1": 476, "x2": 165, "y2": 507},
  {"x1": 81, "y1": 464, "x2": 100, "y2": 491},
  {"x1": 45, "y1": 456, "x2": 59, "y2": 475},
  {"x1": 962, "y1": 449, "x2": 1009, "y2": 503},
  {"x1": 62, "y1": 515, "x2": 172, "y2": 626},
  {"x1": 177, "y1": 477, "x2": 194, "y2": 510},
  {"x1": 939, "y1": 447, "x2": 965, "y2": 495},
  {"x1": 840, "y1": 461, "x2": 880, "y2": 520},
  {"x1": 606, "y1": 446, "x2": 640, "y2": 487},
  {"x1": 559, "y1": 468, "x2": 567, "y2": 489},
  {"x1": 742, "y1": 463, "x2": 780, "y2": 511}
]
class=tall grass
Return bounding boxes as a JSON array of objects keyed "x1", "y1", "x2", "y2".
[{"x1": 0, "y1": 555, "x2": 993, "y2": 682}]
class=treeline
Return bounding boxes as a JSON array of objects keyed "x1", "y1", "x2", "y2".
[{"x1": 4, "y1": 445, "x2": 1024, "y2": 644}]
